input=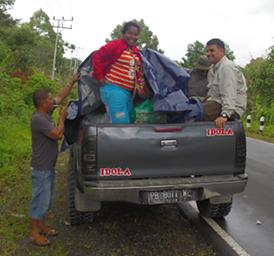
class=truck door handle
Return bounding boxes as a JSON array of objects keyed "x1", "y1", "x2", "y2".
[{"x1": 160, "y1": 139, "x2": 178, "y2": 147}]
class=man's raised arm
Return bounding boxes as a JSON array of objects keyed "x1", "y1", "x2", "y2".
[{"x1": 54, "y1": 72, "x2": 80, "y2": 105}]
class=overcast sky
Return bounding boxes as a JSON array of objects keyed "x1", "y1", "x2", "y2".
[{"x1": 9, "y1": 0, "x2": 274, "y2": 66}]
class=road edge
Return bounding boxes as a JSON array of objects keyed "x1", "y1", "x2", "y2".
[{"x1": 178, "y1": 202, "x2": 251, "y2": 256}]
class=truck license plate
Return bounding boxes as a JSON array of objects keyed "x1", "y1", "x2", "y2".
[{"x1": 145, "y1": 189, "x2": 195, "y2": 205}]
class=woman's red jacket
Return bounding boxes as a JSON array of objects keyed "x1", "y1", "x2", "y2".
[{"x1": 91, "y1": 39, "x2": 141, "y2": 81}]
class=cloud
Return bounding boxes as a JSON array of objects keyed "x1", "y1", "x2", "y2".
[
  {"x1": 8, "y1": 0, "x2": 274, "y2": 66},
  {"x1": 258, "y1": 0, "x2": 274, "y2": 15}
]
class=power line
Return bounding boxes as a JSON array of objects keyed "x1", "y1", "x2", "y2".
[
  {"x1": 51, "y1": 17, "x2": 73, "y2": 80},
  {"x1": 69, "y1": 0, "x2": 73, "y2": 18},
  {"x1": 73, "y1": 46, "x2": 84, "y2": 73},
  {"x1": 42, "y1": 0, "x2": 54, "y2": 14},
  {"x1": 56, "y1": 0, "x2": 63, "y2": 17}
]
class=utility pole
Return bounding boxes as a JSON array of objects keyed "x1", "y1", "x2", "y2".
[
  {"x1": 73, "y1": 46, "x2": 84, "y2": 73},
  {"x1": 51, "y1": 16, "x2": 73, "y2": 80},
  {"x1": 69, "y1": 48, "x2": 74, "y2": 75}
]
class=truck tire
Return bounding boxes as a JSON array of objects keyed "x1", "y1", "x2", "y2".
[
  {"x1": 81, "y1": 211, "x2": 94, "y2": 224},
  {"x1": 67, "y1": 153, "x2": 82, "y2": 225},
  {"x1": 196, "y1": 199, "x2": 232, "y2": 218},
  {"x1": 67, "y1": 151, "x2": 95, "y2": 225}
]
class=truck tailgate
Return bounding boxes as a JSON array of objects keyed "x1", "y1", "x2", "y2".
[{"x1": 96, "y1": 122, "x2": 245, "y2": 179}]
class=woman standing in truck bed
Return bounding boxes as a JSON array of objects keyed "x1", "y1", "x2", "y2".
[{"x1": 91, "y1": 21, "x2": 147, "y2": 123}]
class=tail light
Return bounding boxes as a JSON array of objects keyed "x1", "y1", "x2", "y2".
[
  {"x1": 82, "y1": 135, "x2": 97, "y2": 176},
  {"x1": 235, "y1": 125, "x2": 246, "y2": 173}
]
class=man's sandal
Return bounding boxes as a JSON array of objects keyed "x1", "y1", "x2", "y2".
[
  {"x1": 30, "y1": 233, "x2": 50, "y2": 246},
  {"x1": 45, "y1": 211, "x2": 55, "y2": 220},
  {"x1": 39, "y1": 225, "x2": 58, "y2": 236}
]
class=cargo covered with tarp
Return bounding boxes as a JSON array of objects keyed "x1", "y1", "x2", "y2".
[{"x1": 63, "y1": 49, "x2": 203, "y2": 148}]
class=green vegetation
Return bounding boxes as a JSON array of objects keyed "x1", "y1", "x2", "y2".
[
  {"x1": 0, "y1": 0, "x2": 77, "y2": 172},
  {"x1": 244, "y1": 47, "x2": 274, "y2": 134},
  {"x1": 243, "y1": 119, "x2": 274, "y2": 143},
  {"x1": 0, "y1": 2, "x2": 75, "y2": 254}
]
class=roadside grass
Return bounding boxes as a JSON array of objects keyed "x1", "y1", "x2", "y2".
[
  {"x1": 245, "y1": 131, "x2": 274, "y2": 144},
  {"x1": 0, "y1": 117, "x2": 32, "y2": 255},
  {"x1": 0, "y1": 159, "x2": 31, "y2": 256},
  {"x1": 0, "y1": 152, "x2": 68, "y2": 256},
  {"x1": 242, "y1": 120, "x2": 274, "y2": 143}
]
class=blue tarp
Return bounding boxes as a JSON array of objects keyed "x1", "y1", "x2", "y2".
[
  {"x1": 67, "y1": 49, "x2": 202, "y2": 120},
  {"x1": 140, "y1": 49, "x2": 202, "y2": 121}
]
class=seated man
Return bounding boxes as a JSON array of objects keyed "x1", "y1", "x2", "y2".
[
  {"x1": 187, "y1": 55, "x2": 211, "y2": 101},
  {"x1": 203, "y1": 38, "x2": 247, "y2": 128}
]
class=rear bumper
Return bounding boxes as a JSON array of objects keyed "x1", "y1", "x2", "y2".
[{"x1": 81, "y1": 174, "x2": 248, "y2": 204}]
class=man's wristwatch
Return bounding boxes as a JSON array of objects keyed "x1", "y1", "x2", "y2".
[{"x1": 221, "y1": 113, "x2": 228, "y2": 119}]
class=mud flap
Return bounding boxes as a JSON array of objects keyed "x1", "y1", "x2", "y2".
[{"x1": 75, "y1": 187, "x2": 101, "y2": 211}]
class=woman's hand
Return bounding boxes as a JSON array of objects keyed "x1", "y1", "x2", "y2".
[
  {"x1": 59, "y1": 106, "x2": 68, "y2": 121},
  {"x1": 69, "y1": 72, "x2": 80, "y2": 87},
  {"x1": 98, "y1": 79, "x2": 105, "y2": 86}
]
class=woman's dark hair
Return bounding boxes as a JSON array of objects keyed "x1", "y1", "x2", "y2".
[
  {"x1": 122, "y1": 21, "x2": 140, "y2": 34},
  {"x1": 206, "y1": 38, "x2": 225, "y2": 49}
]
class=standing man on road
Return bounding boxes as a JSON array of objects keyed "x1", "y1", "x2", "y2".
[
  {"x1": 29, "y1": 72, "x2": 79, "y2": 246},
  {"x1": 203, "y1": 38, "x2": 247, "y2": 128}
]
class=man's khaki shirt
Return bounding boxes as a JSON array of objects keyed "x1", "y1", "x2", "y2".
[{"x1": 207, "y1": 56, "x2": 247, "y2": 117}]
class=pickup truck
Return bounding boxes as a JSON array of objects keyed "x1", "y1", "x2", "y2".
[{"x1": 67, "y1": 116, "x2": 247, "y2": 224}]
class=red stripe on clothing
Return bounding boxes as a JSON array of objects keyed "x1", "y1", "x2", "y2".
[
  {"x1": 105, "y1": 49, "x2": 141, "y2": 90},
  {"x1": 106, "y1": 73, "x2": 134, "y2": 86},
  {"x1": 110, "y1": 66, "x2": 131, "y2": 77},
  {"x1": 112, "y1": 62, "x2": 131, "y2": 71}
]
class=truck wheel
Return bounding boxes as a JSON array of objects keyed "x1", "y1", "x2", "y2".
[
  {"x1": 81, "y1": 211, "x2": 94, "y2": 224},
  {"x1": 196, "y1": 199, "x2": 232, "y2": 218},
  {"x1": 67, "y1": 152, "x2": 82, "y2": 225}
]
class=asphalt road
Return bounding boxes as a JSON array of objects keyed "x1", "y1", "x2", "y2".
[{"x1": 216, "y1": 138, "x2": 274, "y2": 256}]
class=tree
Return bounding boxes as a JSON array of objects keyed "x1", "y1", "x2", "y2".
[
  {"x1": 29, "y1": 9, "x2": 55, "y2": 39},
  {"x1": 244, "y1": 50, "x2": 274, "y2": 123},
  {"x1": 180, "y1": 41, "x2": 206, "y2": 68},
  {"x1": 224, "y1": 42, "x2": 235, "y2": 61},
  {"x1": 0, "y1": 0, "x2": 14, "y2": 12},
  {"x1": 243, "y1": 58, "x2": 265, "y2": 116},
  {"x1": 267, "y1": 45, "x2": 274, "y2": 63},
  {"x1": 0, "y1": 0, "x2": 16, "y2": 27},
  {"x1": 5, "y1": 24, "x2": 37, "y2": 72},
  {"x1": 0, "y1": 6, "x2": 74, "y2": 80},
  {"x1": 106, "y1": 19, "x2": 164, "y2": 53},
  {"x1": 0, "y1": 0, "x2": 15, "y2": 67},
  {"x1": 0, "y1": 40, "x2": 12, "y2": 72},
  {"x1": 28, "y1": 9, "x2": 66, "y2": 76},
  {"x1": 180, "y1": 40, "x2": 236, "y2": 68}
]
